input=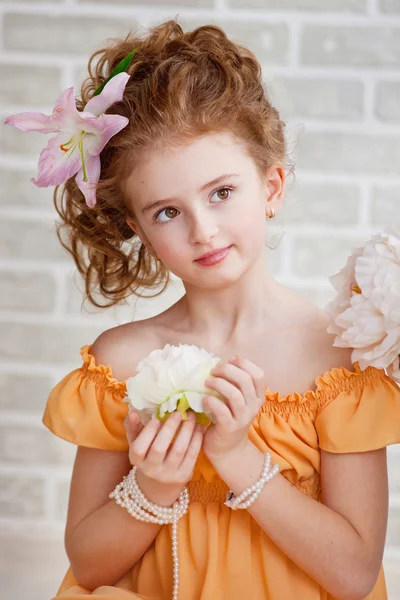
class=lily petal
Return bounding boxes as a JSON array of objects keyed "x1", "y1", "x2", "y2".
[
  {"x1": 4, "y1": 112, "x2": 60, "y2": 133},
  {"x1": 52, "y1": 87, "x2": 85, "y2": 134},
  {"x1": 85, "y1": 72, "x2": 130, "y2": 117},
  {"x1": 32, "y1": 133, "x2": 82, "y2": 187},
  {"x1": 4, "y1": 87, "x2": 82, "y2": 135},
  {"x1": 84, "y1": 114, "x2": 129, "y2": 156},
  {"x1": 75, "y1": 154, "x2": 101, "y2": 208}
]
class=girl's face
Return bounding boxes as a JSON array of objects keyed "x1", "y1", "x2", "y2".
[{"x1": 125, "y1": 131, "x2": 284, "y2": 287}]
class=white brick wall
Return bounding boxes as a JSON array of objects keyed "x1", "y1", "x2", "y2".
[{"x1": 0, "y1": 0, "x2": 399, "y2": 598}]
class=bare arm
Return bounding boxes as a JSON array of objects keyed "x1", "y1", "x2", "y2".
[
  {"x1": 210, "y1": 443, "x2": 388, "y2": 600},
  {"x1": 65, "y1": 444, "x2": 184, "y2": 590},
  {"x1": 203, "y1": 354, "x2": 389, "y2": 600},
  {"x1": 64, "y1": 327, "x2": 202, "y2": 590}
]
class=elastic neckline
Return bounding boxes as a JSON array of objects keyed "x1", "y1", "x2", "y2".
[
  {"x1": 80, "y1": 344, "x2": 384, "y2": 403},
  {"x1": 80, "y1": 344, "x2": 127, "y2": 393}
]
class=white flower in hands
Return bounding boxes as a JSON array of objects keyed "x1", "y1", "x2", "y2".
[
  {"x1": 326, "y1": 227, "x2": 400, "y2": 383},
  {"x1": 124, "y1": 344, "x2": 223, "y2": 425}
]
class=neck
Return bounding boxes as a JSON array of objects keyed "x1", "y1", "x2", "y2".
[{"x1": 176, "y1": 251, "x2": 285, "y2": 346}]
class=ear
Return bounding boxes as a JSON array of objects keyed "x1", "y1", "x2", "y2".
[
  {"x1": 264, "y1": 164, "x2": 285, "y2": 217},
  {"x1": 126, "y1": 215, "x2": 158, "y2": 259}
]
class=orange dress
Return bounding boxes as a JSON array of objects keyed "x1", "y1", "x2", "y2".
[{"x1": 42, "y1": 344, "x2": 400, "y2": 600}]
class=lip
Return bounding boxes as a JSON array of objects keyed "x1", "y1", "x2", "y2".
[
  {"x1": 195, "y1": 246, "x2": 232, "y2": 261},
  {"x1": 194, "y1": 245, "x2": 232, "y2": 266}
]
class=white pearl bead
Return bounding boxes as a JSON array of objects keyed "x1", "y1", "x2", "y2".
[
  {"x1": 109, "y1": 465, "x2": 189, "y2": 600},
  {"x1": 224, "y1": 452, "x2": 280, "y2": 510}
]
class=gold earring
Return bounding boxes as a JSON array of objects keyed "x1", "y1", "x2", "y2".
[{"x1": 267, "y1": 208, "x2": 275, "y2": 219}]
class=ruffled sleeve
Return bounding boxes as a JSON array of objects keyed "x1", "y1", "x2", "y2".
[
  {"x1": 42, "y1": 345, "x2": 129, "y2": 451},
  {"x1": 315, "y1": 363, "x2": 400, "y2": 453}
]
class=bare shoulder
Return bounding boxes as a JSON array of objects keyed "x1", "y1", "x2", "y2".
[
  {"x1": 276, "y1": 289, "x2": 354, "y2": 391},
  {"x1": 300, "y1": 300, "x2": 354, "y2": 375},
  {"x1": 89, "y1": 318, "x2": 163, "y2": 381}
]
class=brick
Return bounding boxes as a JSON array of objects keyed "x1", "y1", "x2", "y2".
[
  {"x1": 0, "y1": 424, "x2": 75, "y2": 464},
  {"x1": 0, "y1": 322, "x2": 102, "y2": 364},
  {"x1": 292, "y1": 236, "x2": 364, "y2": 278},
  {"x1": 74, "y1": 65, "x2": 90, "y2": 95},
  {"x1": 0, "y1": 373, "x2": 52, "y2": 412},
  {"x1": 380, "y1": 0, "x2": 400, "y2": 12},
  {"x1": 0, "y1": 121, "x2": 46, "y2": 157},
  {"x1": 166, "y1": 18, "x2": 289, "y2": 65},
  {"x1": 375, "y1": 81, "x2": 400, "y2": 121},
  {"x1": 297, "y1": 132, "x2": 400, "y2": 175},
  {"x1": 0, "y1": 168, "x2": 53, "y2": 206},
  {"x1": 0, "y1": 218, "x2": 67, "y2": 261},
  {"x1": 284, "y1": 182, "x2": 360, "y2": 225},
  {"x1": 383, "y1": 554, "x2": 400, "y2": 599},
  {"x1": 4, "y1": 13, "x2": 139, "y2": 55},
  {"x1": 386, "y1": 505, "x2": 400, "y2": 547},
  {"x1": 271, "y1": 77, "x2": 364, "y2": 120},
  {"x1": 0, "y1": 271, "x2": 56, "y2": 312},
  {"x1": 388, "y1": 450, "x2": 400, "y2": 494},
  {"x1": 0, "y1": 64, "x2": 62, "y2": 107},
  {"x1": 371, "y1": 187, "x2": 400, "y2": 228},
  {"x1": 301, "y1": 26, "x2": 400, "y2": 68},
  {"x1": 228, "y1": 0, "x2": 366, "y2": 10},
  {"x1": 55, "y1": 479, "x2": 70, "y2": 521},
  {"x1": 81, "y1": 0, "x2": 212, "y2": 5},
  {"x1": 0, "y1": 532, "x2": 69, "y2": 600},
  {"x1": 0, "y1": 474, "x2": 46, "y2": 518}
]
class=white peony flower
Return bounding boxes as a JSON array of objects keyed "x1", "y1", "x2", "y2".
[
  {"x1": 326, "y1": 227, "x2": 400, "y2": 383},
  {"x1": 124, "y1": 343, "x2": 223, "y2": 424},
  {"x1": 325, "y1": 245, "x2": 364, "y2": 337}
]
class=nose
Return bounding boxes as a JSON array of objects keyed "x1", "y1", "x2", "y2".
[{"x1": 188, "y1": 209, "x2": 219, "y2": 245}]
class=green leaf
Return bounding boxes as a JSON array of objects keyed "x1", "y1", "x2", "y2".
[{"x1": 93, "y1": 48, "x2": 139, "y2": 97}]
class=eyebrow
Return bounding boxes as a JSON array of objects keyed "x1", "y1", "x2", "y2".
[{"x1": 141, "y1": 173, "x2": 240, "y2": 215}]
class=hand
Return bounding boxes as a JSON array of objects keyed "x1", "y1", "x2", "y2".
[
  {"x1": 202, "y1": 355, "x2": 265, "y2": 462},
  {"x1": 126, "y1": 410, "x2": 204, "y2": 504},
  {"x1": 124, "y1": 410, "x2": 144, "y2": 446}
]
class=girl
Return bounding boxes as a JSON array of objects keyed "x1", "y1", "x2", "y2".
[{"x1": 10, "y1": 18, "x2": 400, "y2": 600}]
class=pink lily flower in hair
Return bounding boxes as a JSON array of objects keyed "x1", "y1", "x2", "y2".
[{"x1": 4, "y1": 72, "x2": 130, "y2": 208}]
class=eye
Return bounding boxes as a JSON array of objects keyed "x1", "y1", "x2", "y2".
[
  {"x1": 153, "y1": 206, "x2": 179, "y2": 224},
  {"x1": 152, "y1": 186, "x2": 235, "y2": 224},
  {"x1": 211, "y1": 186, "x2": 234, "y2": 202}
]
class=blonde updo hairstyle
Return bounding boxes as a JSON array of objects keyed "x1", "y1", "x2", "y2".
[{"x1": 55, "y1": 18, "x2": 288, "y2": 308}]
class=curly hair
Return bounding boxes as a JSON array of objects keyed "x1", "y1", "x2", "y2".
[{"x1": 54, "y1": 18, "x2": 289, "y2": 308}]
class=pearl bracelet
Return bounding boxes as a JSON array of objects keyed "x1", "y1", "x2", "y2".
[
  {"x1": 224, "y1": 451, "x2": 280, "y2": 510},
  {"x1": 109, "y1": 466, "x2": 189, "y2": 600}
]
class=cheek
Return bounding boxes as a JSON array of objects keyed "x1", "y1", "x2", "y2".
[
  {"x1": 235, "y1": 204, "x2": 265, "y2": 244},
  {"x1": 152, "y1": 233, "x2": 186, "y2": 263}
]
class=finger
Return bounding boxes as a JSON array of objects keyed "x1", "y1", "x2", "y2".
[
  {"x1": 205, "y1": 373, "x2": 246, "y2": 419},
  {"x1": 164, "y1": 411, "x2": 197, "y2": 468},
  {"x1": 203, "y1": 395, "x2": 233, "y2": 426},
  {"x1": 214, "y1": 362, "x2": 255, "y2": 400},
  {"x1": 145, "y1": 411, "x2": 184, "y2": 466},
  {"x1": 129, "y1": 415, "x2": 162, "y2": 463},
  {"x1": 229, "y1": 355, "x2": 265, "y2": 399},
  {"x1": 124, "y1": 411, "x2": 143, "y2": 445},
  {"x1": 178, "y1": 424, "x2": 204, "y2": 475}
]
